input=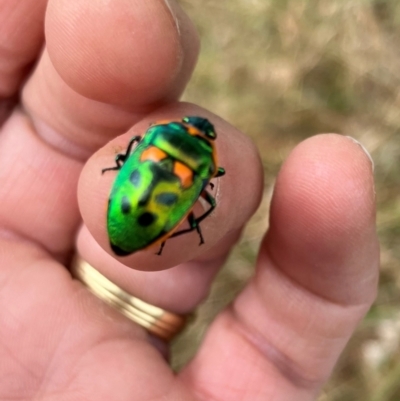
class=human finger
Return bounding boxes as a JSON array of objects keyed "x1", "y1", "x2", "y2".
[
  {"x1": 180, "y1": 135, "x2": 379, "y2": 401},
  {"x1": 22, "y1": 0, "x2": 199, "y2": 160},
  {"x1": 1, "y1": 0, "x2": 198, "y2": 260},
  {"x1": 0, "y1": 0, "x2": 47, "y2": 123},
  {"x1": 77, "y1": 102, "x2": 264, "y2": 312}
]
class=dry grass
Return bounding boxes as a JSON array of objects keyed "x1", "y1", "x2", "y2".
[{"x1": 172, "y1": 1, "x2": 400, "y2": 400}]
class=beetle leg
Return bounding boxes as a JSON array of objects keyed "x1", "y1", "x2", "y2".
[
  {"x1": 215, "y1": 167, "x2": 225, "y2": 177},
  {"x1": 156, "y1": 241, "x2": 166, "y2": 256},
  {"x1": 101, "y1": 136, "x2": 141, "y2": 174},
  {"x1": 208, "y1": 167, "x2": 224, "y2": 189},
  {"x1": 189, "y1": 212, "x2": 204, "y2": 244},
  {"x1": 195, "y1": 190, "x2": 216, "y2": 224},
  {"x1": 168, "y1": 211, "x2": 204, "y2": 245},
  {"x1": 169, "y1": 191, "x2": 216, "y2": 245},
  {"x1": 101, "y1": 154, "x2": 124, "y2": 174}
]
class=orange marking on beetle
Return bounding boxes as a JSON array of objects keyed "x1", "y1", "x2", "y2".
[
  {"x1": 173, "y1": 162, "x2": 193, "y2": 188},
  {"x1": 140, "y1": 147, "x2": 167, "y2": 162},
  {"x1": 186, "y1": 126, "x2": 201, "y2": 135},
  {"x1": 150, "y1": 119, "x2": 174, "y2": 127}
]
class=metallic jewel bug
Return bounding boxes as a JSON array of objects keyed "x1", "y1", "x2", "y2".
[{"x1": 102, "y1": 116, "x2": 225, "y2": 256}]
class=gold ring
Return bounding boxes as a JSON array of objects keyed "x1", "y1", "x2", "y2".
[{"x1": 70, "y1": 255, "x2": 188, "y2": 341}]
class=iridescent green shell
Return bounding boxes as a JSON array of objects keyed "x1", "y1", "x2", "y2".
[{"x1": 106, "y1": 118, "x2": 219, "y2": 256}]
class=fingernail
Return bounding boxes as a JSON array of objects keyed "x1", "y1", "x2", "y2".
[
  {"x1": 162, "y1": 0, "x2": 181, "y2": 35},
  {"x1": 345, "y1": 136, "x2": 374, "y2": 171}
]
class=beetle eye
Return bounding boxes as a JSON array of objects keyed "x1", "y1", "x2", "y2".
[{"x1": 205, "y1": 130, "x2": 216, "y2": 140}]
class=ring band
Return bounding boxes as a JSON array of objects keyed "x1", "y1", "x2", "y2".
[{"x1": 71, "y1": 255, "x2": 188, "y2": 341}]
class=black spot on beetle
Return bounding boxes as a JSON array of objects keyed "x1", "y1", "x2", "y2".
[
  {"x1": 138, "y1": 212, "x2": 157, "y2": 226},
  {"x1": 159, "y1": 158, "x2": 174, "y2": 173},
  {"x1": 155, "y1": 192, "x2": 178, "y2": 206},
  {"x1": 149, "y1": 163, "x2": 176, "y2": 183},
  {"x1": 121, "y1": 196, "x2": 131, "y2": 214},
  {"x1": 130, "y1": 170, "x2": 141, "y2": 187}
]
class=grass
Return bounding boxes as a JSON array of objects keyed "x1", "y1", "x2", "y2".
[{"x1": 173, "y1": 1, "x2": 400, "y2": 399}]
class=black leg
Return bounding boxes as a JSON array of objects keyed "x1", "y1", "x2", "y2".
[
  {"x1": 168, "y1": 212, "x2": 203, "y2": 245},
  {"x1": 101, "y1": 154, "x2": 125, "y2": 174},
  {"x1": 209, "y1": 167, "x2": 225, "y2": 190},
  {"x1": 196, "y1": 190, "x2": 216, "y2": 224},
  {"x1": 169, "y1": 191, "x2": 216, "y2": 244},
  {"x1": 101, "y1": 136, "x2": 141, "y2": 174},
  {"x1": 215, "y1": 167, "x2": 225, "y2": 177},
  {"x1": 156, "y1": 241, "x2": 166, "y2": 256},
  {"x1": 189, "y1": 212, "x2": 204, "y2": 244}
]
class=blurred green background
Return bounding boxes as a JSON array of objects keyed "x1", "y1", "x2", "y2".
[{"x1": 173, "y1": 0, "x2": 400, "y2": 400}]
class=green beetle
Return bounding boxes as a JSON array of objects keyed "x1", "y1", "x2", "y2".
[{"x1": 102, "y1": 116, "x2": 225, "y2": 256}]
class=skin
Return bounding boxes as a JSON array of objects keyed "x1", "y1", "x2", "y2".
[{"x1": 0, "y1": 0, "x2": 379, "y2": 400}]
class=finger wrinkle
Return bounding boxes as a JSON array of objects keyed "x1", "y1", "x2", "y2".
[
  {"x1": 28, "y1": 113, "x2": 99, "y2": 162},
  {"x1": 0, "y1": 110, "x2": 81, "y2": 257},
  {"x1": 22, "y1": 51, "x2": 148, "y2": 160},
  {"x1": 227, "y1": 254, "x2": 371, "y2": 391},
  {"x1": 0, "y1": 339, "x2": 42, "y2": 396},
  {"x1": 0, "y1": 236, "x2": 51, "y2": 288},
  {"x1": 17, "y1": 105, "x2": 88, "y2": 164},
  {"x1": 227, "y1": 306, "x2": 326, "y2": 391},
  {"x1": 0, "y1": 95, "x2": 18, "y2": 126},
  {"x1": 0, "y1": 239, "x2": 49, "y2": 279}
]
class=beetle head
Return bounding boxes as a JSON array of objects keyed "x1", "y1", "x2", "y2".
[{"x1": 182, "y1": 116, "x2": 217, "y2": 140}]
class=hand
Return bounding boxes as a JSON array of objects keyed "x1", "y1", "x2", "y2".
[{"x1": 0, "y1": 0, "x2": 379, "y2": 400}]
